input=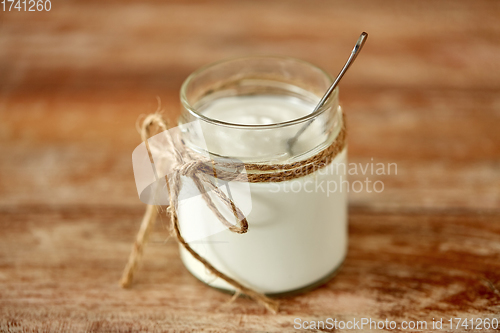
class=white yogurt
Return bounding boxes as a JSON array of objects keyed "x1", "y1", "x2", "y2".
[{"x1": 178, "y1": 95, "x2": 347, "y2": 294}]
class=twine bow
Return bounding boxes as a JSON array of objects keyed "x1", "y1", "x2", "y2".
[{"x1": 121, "y1": 113, "x2": 279, "y2": 313}]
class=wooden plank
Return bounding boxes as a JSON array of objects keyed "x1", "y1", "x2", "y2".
[
  {"x1": 0, "y1": 142, "x2": 499, "y2": 210},
  {"x1": 1, "y1": 1, "x2": 500, "y2": 92},
  {"x1": 1, "y1": 88, "x2": 499, "y2": 210},
  {"x1": 0, "y1": 206, "x2": 499, "y2": 331}
]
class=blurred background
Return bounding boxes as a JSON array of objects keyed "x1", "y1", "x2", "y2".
[
  {"x1": 1, "y1": 0, "x2": 499, "y2": 331},
  {"x1": 0, "y1": 1, "x2": 500, "y2": 209},
  {"x1": 1, "y1": 0, "x2": 499, "y2": 209}
]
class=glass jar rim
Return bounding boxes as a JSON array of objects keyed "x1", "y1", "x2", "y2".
[{"x1": 179, "y1": 56, "x2": 336, "y2": 130}]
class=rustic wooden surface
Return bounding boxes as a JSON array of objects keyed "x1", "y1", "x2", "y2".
[{"x1": 1, "y1": 0, "x2": 500, "y2": 332}]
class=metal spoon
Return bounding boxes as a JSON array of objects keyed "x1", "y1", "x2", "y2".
[{"x1": 287, "y1": 32, "x2": 368, "y2": 153}]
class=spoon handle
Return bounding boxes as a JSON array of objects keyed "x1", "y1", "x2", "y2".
[
  {"x1": 287, "y1": 32, "x2": 368, "y2": 151},
  {"x1": 314, "y1": 32, "x2": 368, "y2": 112}
]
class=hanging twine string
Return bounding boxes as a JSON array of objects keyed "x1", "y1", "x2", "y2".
[{"x1": 120, "y1": 112, "x2": 346, "y2": 314}]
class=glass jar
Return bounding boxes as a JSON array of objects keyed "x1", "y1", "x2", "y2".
[{"x1": 177, "y1": 56, "x2": 347, "y2": 295}]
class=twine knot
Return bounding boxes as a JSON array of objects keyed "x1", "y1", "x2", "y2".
[{"x1": 178, "y1": 160, "x2": 205, "y2": 177}]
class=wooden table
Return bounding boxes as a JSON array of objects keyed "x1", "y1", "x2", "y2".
[{"x1": 1, "y1": 1, "x2": 499, "y2": 331}]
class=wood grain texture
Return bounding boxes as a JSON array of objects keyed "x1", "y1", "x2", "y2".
[
  {"x1": 1, "y1": 207, "x2": 499, "y2": 332},
  {"x1": 0, "y1": 0, "x2": 499, "y2": 331}
]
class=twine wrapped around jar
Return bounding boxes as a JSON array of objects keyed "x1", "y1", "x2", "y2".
[{"x1": 120, "y1": 112, "x2": 346, "y2": 313}]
